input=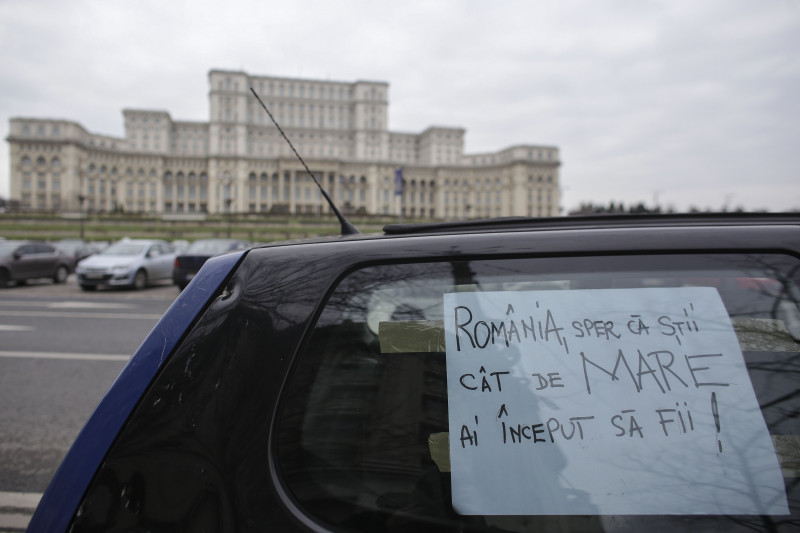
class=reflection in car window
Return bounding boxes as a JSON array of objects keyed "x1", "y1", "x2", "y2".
[{"x1": 278, "y1": 254, "x2": 800, "y2": 532}]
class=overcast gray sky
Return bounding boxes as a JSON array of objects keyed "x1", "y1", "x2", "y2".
[{"x1": 1, "y1": 0, "x2": 798, "y2": 213}]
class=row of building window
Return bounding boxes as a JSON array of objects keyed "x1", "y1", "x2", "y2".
[
  {"x1": 15, "y1": 156, "x2": 556, "y2": 219},
  {"x1": 21, "y1": 156, "x2": 61, "y2": 167},
  {"x1": 19, "y1": 156, "x2": 551, "y2": 196},
  {"x1": 20, "y1": 124, "x2": 61, "y2": 138},
  {"x1": 232, "y1": 108, "x2": 356, "y2": 129},
  {"x1": 21, "y1": 174, "x2": 500, "y2": 206},
  {"x1": 244, "y1": 79, "x2": 382, "y2": 101},
  {"x1": 219, "y1": 79, "x2": 361, "y2": 101},
  {"x1": 21, "y1": 173, "x2": 60, "y2": 191},
  {"x1": 18, "y1": 189, "x2": 555, "y2": 218}
]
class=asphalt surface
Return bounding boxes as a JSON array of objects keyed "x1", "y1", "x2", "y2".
[{"x1": 0, "y1": 275, "x2": 179, "y2": 530}]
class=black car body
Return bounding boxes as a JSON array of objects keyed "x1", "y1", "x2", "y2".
[
  {"x1": 172, "y1": 238, "x2": 252, "y2": 290},
  {"x1": 28, "y1": 213, "x2": 800, "y2": 532},
  {"x1": 0, "y1": 240, "x2": 74, "y2": 287}
]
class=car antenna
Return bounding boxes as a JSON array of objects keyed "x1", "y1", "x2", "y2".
[{"x1": 249, "y1": 87, "x2": 360, "y2": 235}]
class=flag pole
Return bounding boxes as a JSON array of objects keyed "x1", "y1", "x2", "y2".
[{"x1": 395, "y1": 167, "x2": 404, "y2": 224}]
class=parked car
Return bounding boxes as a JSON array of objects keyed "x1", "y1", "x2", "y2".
[
  {"x1": 54, "y1": 239, "x2": 96, "y2": 264},
  {"x1": 173, "y1": 238, "x2": 252, "y2": 290},
  {"x1": 88, "y1": 240, "x2": 111, "y2": 253},
  {"x1": 28, "y1": 213, "x2": 800, "y2": 532},
  {"x1": 0, "y1": 240, "x2": 74, "y2": 287},
  {"x1": 75, "y1": 238, "x2": 175, "y2": 291},
  {"x1": 171, "y1": 239, "x2": 190, "y2": 254}
]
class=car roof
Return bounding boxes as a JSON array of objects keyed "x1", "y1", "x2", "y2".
[
  {"x1": 242, "y1": 212, "x2": 800, "y2": 253},
  {"x1": 382, "y1": 212, "x2": 800, "y2": 236}
]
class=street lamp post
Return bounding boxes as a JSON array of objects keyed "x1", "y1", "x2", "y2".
[
  {"x1": 78, "y1": 194, "x2": 86, "y2": 240},
  {"x1": 78, "y1": 159, "x2": 86, "y2": 240},
  {"x1": 225, "y1": 197, "x2": 233, "y2": 238}
]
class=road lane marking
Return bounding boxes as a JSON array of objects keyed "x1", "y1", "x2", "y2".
[
  {"x1": 48, "y1": 301, "x2": 134, "y2": 309},
  {"x1": 0, "y1": 301, "x2": 133, "y2": 309},
  {"x1": 0, "y1": 325, "x2": 34, "y2": 332},
  {"x1": 0, "y1": 310, "x2": 162, "y2": 320},
  {"x1": 0, "y1": 301, "x2": 49, "y2": 308},
  {"x1": 0, "y1": 491, "x2": 41, "y2": 509},
  {"x1": 0, "y1": 511, "x2": 33, "y2": 530},
  {"x1": 0, "y1": 301, "x2": 53, "y2": 308},
  {"x1": 0, "y1": 351, "x2": 130, "y2": 361},
  {"x1": 0, "y1": 491, "x2": 42, "y2": 531}
]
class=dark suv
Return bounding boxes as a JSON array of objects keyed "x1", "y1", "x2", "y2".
[{"x1": 28, "y1": 213, "x2": 800, "y2": 532}]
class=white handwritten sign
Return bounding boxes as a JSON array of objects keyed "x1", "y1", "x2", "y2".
[{"x1": 443, "y1": 287, "x2": 788, "y2": 516}]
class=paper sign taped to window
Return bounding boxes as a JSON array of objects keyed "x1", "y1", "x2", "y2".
[{"x1": 443, "y1": 287, "x2": 789, "y2": 516}]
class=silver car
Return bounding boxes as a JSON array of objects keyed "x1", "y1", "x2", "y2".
[{"x1": 75, "y1": 239, "x2": 175, "y2": 291}]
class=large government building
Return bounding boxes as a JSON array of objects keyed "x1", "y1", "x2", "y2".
[{"x1": 6, "y1": 69, "x2": 561, "y2": 219}]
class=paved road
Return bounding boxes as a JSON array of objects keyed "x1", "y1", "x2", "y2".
[{"x1": 0, "y1": 276, "x2": 179, "y2": 531}]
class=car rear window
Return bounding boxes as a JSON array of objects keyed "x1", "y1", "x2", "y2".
[{"x1": 277, "y1": 253, "x2": 800, "y2": 532}]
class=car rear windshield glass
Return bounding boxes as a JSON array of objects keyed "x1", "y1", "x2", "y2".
[{"x1": 277, "y1": 253, "x2": 800, "y2": 532}]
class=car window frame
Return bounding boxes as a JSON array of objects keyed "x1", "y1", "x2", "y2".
[{"x1": 274, "y1": 250, "x2": 800, "y2": 532}]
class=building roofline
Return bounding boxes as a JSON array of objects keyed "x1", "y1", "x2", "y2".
[
  {"x1": 209, "y1": 68, "x2": 388, "y2": 87},
  {"x1": 122, "y1": 109, "x2": 172, "y2": 116},
  {"x1": 421, "y1": 126, "x2": 466, "y2": 134}
]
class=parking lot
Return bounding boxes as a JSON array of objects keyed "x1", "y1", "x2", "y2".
[
  {"x1": 0, "y1": 274, "x2": 180, "y2": 300},
  {"x1": 0, "y1": 274, "x2": 180, "y2": 529}
]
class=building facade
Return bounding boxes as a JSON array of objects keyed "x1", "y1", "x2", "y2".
[{"x1": 6, "y1": 69, "x2": 561, "y2": 219}]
